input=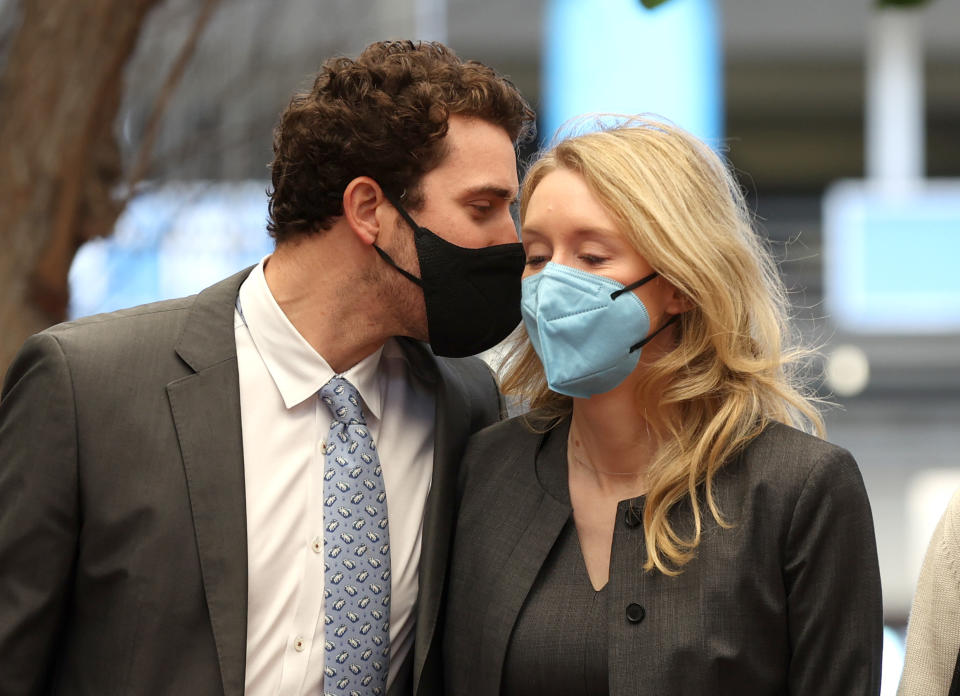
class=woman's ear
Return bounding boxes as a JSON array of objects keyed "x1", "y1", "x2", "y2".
[
  {"x1": 342, "y1": 176, "x2": 385, "y2": 246},
  {"x1": 664, "y1": 282, "x2": 695, "y2": 316}
]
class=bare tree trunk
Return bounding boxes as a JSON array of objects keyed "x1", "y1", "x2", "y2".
[
  {"x1": 0, "y1": 0, "x2": 221, "y2": 377},
  {"x1": 0, "y1": 0, "x2": 161, "y2": 376}
]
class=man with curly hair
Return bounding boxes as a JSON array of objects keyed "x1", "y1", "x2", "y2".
[{"x1": 0, "y1": 40, "x2": 535, "y2": 696}]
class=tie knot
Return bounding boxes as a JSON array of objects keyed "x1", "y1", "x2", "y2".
[{"x1": 319, "y1": 377, "x2": 366, "y2": 425}]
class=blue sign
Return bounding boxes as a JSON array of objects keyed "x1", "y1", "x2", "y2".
[
  {"x1": 823, "y1": 180, "x2": 960, "y2": 333},
  {"x1": 542, "y1": 0, "x2": 722, "y2": 147}
]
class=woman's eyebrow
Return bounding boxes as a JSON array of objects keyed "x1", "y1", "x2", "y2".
[{"x1": 521, "y1": 225, "x2": 620, "y2": 238}]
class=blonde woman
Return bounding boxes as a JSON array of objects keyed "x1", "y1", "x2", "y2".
[{"x1": 442, "y1": 119, "x2": 883, "y2": 695}]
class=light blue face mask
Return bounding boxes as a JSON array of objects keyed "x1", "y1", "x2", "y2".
[{"x1": 520, "y1": 262, "x2": 677, "y2": 399}]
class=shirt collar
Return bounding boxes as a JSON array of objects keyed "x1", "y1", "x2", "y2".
[{"x1": 237, "y1": 257, "x2": 384, "y2": 418}]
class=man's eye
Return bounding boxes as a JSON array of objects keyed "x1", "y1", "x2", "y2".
[{"x1": 470, "y1": 202, "x2": 493, "y2": 214}]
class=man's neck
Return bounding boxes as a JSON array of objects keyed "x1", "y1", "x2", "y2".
[{"x1": 263, "y1": 234, "x2": 396, "y2": 374}]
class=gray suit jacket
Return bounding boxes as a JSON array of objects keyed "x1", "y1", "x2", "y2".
[
  {"x1": 0, "y1": 268, "x2": 501, "y2": 696},
  {"x1": 444, "y1": 414, "x2": 883, "y2": 696}
]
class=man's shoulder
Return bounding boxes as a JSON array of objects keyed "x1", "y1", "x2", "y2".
[
  {"x1": 392, "y1": 338, "x2": 498, "y2": 400},
  {"x1": 12, "y1": 270, "x2": 252, "y2": 388},
  {"x1": 47, "y1": 296, "x2": 196, "y2": 339},
  {"x1": 44, "y1": 268, "x2": 250, "y2": 352},
  {"x1": 2, "y1": 295, "x2": 201, "y2": 404},
  {"x1": 437, "y1": 354, "x2": 497, "y2": 391},
  {"x1": 37, "y1": 295, "x2": 205, "y2": 373}
]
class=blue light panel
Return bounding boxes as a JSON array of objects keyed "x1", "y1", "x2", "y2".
[
  {"x1": 543, "y1": 0, "x2": 722, "y2": 147},
  {"x1": 823, "y1": 180, "x2": 960, "y2": 333}
]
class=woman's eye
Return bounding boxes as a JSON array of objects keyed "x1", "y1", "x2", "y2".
[
  {"x1": 525, "y1": 255, "x2": 549, "y2": 267},
  {"x1": 580, "y1": 254, "x2": 607, "y2": 265}
]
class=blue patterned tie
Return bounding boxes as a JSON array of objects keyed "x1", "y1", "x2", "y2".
[{"x1": 319, "y1": 377, "x2": 391, "y2": 696}]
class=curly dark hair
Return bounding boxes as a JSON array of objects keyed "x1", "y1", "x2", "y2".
[{"x1": 266, "y1": 40, "x2": 536, "y2": 242}]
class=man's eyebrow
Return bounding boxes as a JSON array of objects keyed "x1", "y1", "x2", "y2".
[{"x1": 463, "y1": 184, "x2": 518, "y2": 202}]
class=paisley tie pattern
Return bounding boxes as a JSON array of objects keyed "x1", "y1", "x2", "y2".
[{"x1": 319, "y1": 377, "x2": 391, "y2": 696}]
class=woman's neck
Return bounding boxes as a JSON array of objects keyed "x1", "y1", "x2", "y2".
[{"x1": 568, "y1": 378, "x2": 661, "y2": 494}]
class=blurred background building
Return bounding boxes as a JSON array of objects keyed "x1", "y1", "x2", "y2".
[{"x1": 2, "y1": 0, "x2": 959, "y2": 690}]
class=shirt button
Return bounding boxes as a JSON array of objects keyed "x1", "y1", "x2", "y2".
[
  {"x1": 311, "y1": 536, "x2": 322, "y2": 553},
  {"x1": 294, "y1": 636, "x2": 306, "y2": 652},
  {"x1": 624, "y1": 506, "x2": 642, "y2": 528},
  {"x1": 626, "y1": 603, "x2": 646, "y2": 623}
]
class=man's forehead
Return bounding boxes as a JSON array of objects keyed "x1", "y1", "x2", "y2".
[{"x1": 432, "y1": 116, "x2": 519, "y2": 191}]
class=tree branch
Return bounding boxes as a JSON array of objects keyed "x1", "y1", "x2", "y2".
[{"x1": 125, "y1": 0, "x2": 223, "y2": 197}]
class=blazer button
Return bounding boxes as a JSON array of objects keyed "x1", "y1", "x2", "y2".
[
  {"x1": 626, "y1": 603, "x2": 646, "y2": 623},
  {"x1": 624, "y1": 506, "x2": 642, "y2": 528}
]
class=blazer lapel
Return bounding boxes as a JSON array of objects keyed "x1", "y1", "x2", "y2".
[
  {"x1": 477, "y1": 471, "x2": 569, "y2": 695},
  {"x1": 167, "y1": 269, "x2": 251, "y2": 696}
]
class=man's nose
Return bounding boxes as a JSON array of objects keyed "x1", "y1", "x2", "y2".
[{"x1": 487, "y1": 212, "x2": 520, "y2": 246}]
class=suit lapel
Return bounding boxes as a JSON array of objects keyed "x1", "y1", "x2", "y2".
[
  {"x1": 418, "y1": 359, "x2": 470, "y2": 683},
  {"x1": 167, "y1": 269, "x2": 251, "y2": 696},
  {"x1": 395, "y1": 340, "x2": 470, "y2": 695}
]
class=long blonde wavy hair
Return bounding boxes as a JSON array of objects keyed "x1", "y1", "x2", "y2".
[{"x1": 501, "y1": 117, "x2": 825, "y2": 575}]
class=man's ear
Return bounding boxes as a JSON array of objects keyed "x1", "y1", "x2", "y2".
[{"x1": 342, "y1": 176, "x2": 385, "y2": 246}]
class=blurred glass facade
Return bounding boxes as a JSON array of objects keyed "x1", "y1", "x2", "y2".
[{"x1": 69, "y1": 182, "x2": 272, "y2": 318}]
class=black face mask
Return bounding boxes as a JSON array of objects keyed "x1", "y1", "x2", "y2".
[{"x1": 374, "y1": 192, "x2": 526, "y2": 358}]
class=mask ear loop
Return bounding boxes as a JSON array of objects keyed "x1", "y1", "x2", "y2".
[
  {"x1": 606, "y1": 270, "x2": 677, "y2": 351},
  {"x1": 610, "y1": 271, "x2": 659, "y2": 300},
  {"x1": 384, "y1": 191, "x2": 426, "y2": 236},
  {"x1": 370, "y1": 189, "x2": 425, "y2": 288},
  {"x1": 372, "y1": 245, "x2": 423, "y2": 287},
  {"x1": 629, "y1": 314, "x2": 680, "y2": 353}
]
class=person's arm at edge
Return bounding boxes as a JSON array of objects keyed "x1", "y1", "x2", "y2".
[
  {"x1": 898, "y1": 489, "x2": 960, "y2": 696},
  {"x1": 0, "y1": 332, "x2": 80, "y2": 695}
]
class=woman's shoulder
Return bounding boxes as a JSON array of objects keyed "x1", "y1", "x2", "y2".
[
  {"x1": 741, "y1": 420, "x2": 859, "y2": 480},
  {"x1": 731, "y1": 420, "x2": 868, "y2": 516},
  {"x1": 458, "y1": 410, "x2": 560, "y2": 487},
  {"x1": 712, "y1": 422, "x2": 876, "y2": 574},
  {"x1": 466, "y1": 409, "x2": 558, "y2": 452}
]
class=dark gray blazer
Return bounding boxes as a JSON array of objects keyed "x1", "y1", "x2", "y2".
[
  {"x1": 444, "y1": 415, "x2": 883, "y2": 696},
  {"x1": 0, "y1": 268, "x2": 502, "y2": 696}
]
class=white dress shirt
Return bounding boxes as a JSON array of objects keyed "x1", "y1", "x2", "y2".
[{"x1": 236, "y1": 258, "x2": 435, "y2": 695}]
